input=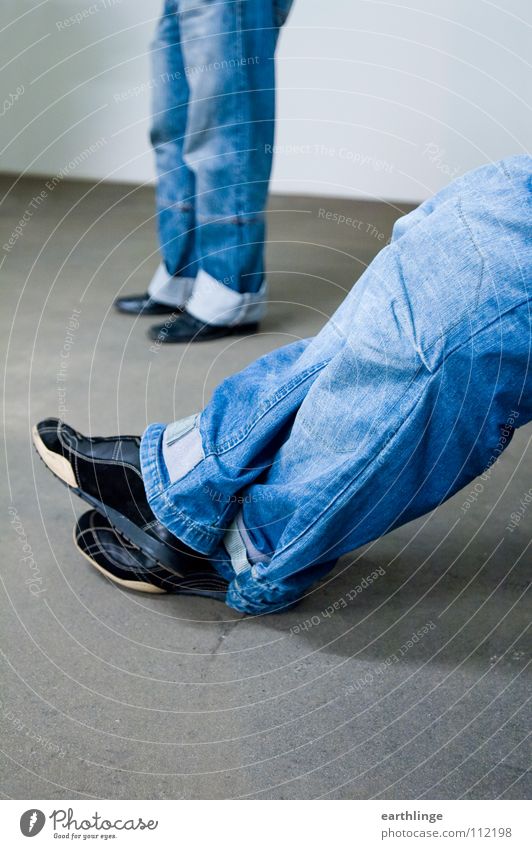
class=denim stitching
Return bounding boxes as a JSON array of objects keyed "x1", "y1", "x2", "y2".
[
  {"x1": 235, "y1": 0, "x2": 245, "y2": 220},
  {"x1": 457, "y1": 197, "x2": 485, "y2": 310},
  {"x1": 157, "y1": 489, "x2": 222, "y2": 544},
  {"x1": 213, "y1": 359, "x2": 330, "y2": 454}
]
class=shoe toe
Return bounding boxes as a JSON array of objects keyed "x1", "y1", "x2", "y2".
[
  {"x1": 147, "y1": 323, "x2": 165, "y2": 342},
  {"x1": 75, "y1": 510, "x2": 167, "y2": 593},
  {"x1": 147, "y1": 312, "x2": 206, "y2": 344},
  {"x1": 115, "y1": 294, "x2": 178, "y2": 316},
  {"x1": 75, "y1": 511, "x2": 229, "y2": 597},
  {"x1": 76, "y1": 510, "x2": 138, "y2": 569}
]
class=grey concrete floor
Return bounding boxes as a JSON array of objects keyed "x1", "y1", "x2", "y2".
[{"x1": 1, "y1": 176, "x2": 530, "y2": 800}]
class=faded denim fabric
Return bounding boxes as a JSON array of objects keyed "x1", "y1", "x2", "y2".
[
  {"x1": 141, "y1": 156, "x2": 532, "y2": 614},
  {"x1": 147, "y1": 0, "x2": 293, "y2": 323}
]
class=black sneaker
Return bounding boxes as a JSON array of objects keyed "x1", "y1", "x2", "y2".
[
  {"x1": 148, "y1": 310, "x2": 258, "y2": 344},
  {"x1": 74, "y1": 510, "x2": 228, "y2": 598},
  {"x1": 32, "y1": 418, "x2": 201, "y2": 573}
]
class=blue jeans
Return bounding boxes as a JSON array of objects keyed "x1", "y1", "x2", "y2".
[
  {"x1": 146, "y1": 0, "x2": 293, "y2": 325},
  {"x1": 141, "y1": 156, "x2": 532, "y2": 614}
]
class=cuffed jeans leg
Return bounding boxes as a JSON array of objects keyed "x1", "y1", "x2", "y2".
[
  {"x1": 141, "y1": 156, "x2": 532, "y2": 614},
  {"x1": 177, "y1": 0, "x2": 282, "y2": 323}
]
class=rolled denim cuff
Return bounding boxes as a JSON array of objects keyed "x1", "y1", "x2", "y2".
[
  {"x1": 226, "y1": 571, "x2": 301, "y2": 615},
  {"x1": 147, "y1": 262, "x2": 195, "y2": 308},
  {"x1": 140, "y1": 421, "x2": 221, "y2": 554},
  {"x1": 186, "y1": 270, "x2": 267, "y2": 326},
  {"x1": 140, "y1": 424, "x2": 308, "y2": 614},
  {"x1": 222, "y1": 513, "x2": 300, "y2": 615}
]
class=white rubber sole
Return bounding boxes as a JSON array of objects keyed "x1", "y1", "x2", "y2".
[
  {"x1": 32, "y1": 423, "x2": 187, "y2": 576},
  {"x1": 73, "y1": 526, "x2": 167, "y2": 594},
  {"x1": 32, "y1": 425, "x2": 77, "y2": 488}
]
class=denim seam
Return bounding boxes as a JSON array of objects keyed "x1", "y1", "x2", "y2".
[
  {"x1": 394, "y1": 252, "x2": 442, "y2": 378},
  {"x1": 144, "y1": 426, "x2": 224, "y2": 544},
  {"x1": 457, "y1": 198, "x2": 486, "y2": 310},
  {"x1": 235, "y1": 0, "x2": 245, "y2": 219},
  {"x1": 211, "y1": 359, "x2": 330, "y2": 454},
  {"x1": 157, "y1": 488, "x2": 221, "y2": 545},
  {"x1": 141, "y1": 425, "x2": 166, "y2": 496},
  {"x1": 394, "y1": 238, "x2": 472, "y2": 359}
]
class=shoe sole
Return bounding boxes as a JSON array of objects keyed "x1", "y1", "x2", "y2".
[
  {"x1": 32, "y1": 425, "x2": 190, "y2": 575},
  {"x1": 32, "y1": 426, "x2": 78, "y2": 488},
  {"x1": 74, "y1": 510, "x2": 228, "y2": 599},
  {"x1": 115, "y1": 305, "x2": 181, "y2": 317},
  {"x1": 73, "y1": 522, "x2": 167, "y2": 594},
  {"x1": 149, "y1": 322, "x2": 259, "y2": 344}
]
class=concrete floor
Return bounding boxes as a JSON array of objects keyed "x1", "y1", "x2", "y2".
[{"x1": 1, "y1": 176, "x2": 530, "y2": 800}]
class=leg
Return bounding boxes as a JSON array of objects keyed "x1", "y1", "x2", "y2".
[
  {"x1": 115, "y1": 1, "x2": 198, "y2": 314},
  {"x1": 115, "y1": 1, "x2": 198, "y2": 313},
  {"x1": 35, "y1": 157, "x2": 531, "y2": 610},
  {"x1": 149, "y1": 1, "x2": 198, "y2": 307},
  {"x1": 119, "y1": 0, "x2": 294, "y2": 323},
  {"x1": 140, "y1": 156, "x2": 532, "y2": 611},
  {"x1": 168, "y1": 0, "x2": 281, "y2": 327}
]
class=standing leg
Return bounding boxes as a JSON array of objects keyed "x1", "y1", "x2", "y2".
[
  {"x1": 149, "y1": 1, "x2": 198, "y2": 306},
  {"x1": 140, "y1": 157, "x2": 532, "y2": 612},
  {"x1": 151, "y1": 0, "x2": 286, "y2": 337}
]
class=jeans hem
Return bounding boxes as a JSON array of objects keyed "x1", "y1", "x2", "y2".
[
  {"x1": 186, "y1": 269, "x2": 267, "y2": 326},
  {"x1": 147, "y1": 262, "x2": 195, "y2": 307},
  {"x1": 140, "y1": 422, "x2": 224, "y2": 555}
]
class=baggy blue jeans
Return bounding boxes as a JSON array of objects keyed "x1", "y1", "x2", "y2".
[
  {"x1": 146, "y1": 0, "x2": 293, "y2": 325},
  {"x1": 141, "y1": 156, "x2": 532, "y2": 614}
]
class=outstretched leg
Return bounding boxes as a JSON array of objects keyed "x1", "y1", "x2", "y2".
[
  {"x1": 35, "y1": 158, "x2": 531, "y2": 611},
  {"x1": 140, "y1": 156, "x2": 532, "y2": 612}
]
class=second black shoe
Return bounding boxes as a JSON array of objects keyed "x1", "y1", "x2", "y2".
[
  {"x1": 114, "y1": 293, "x2": 179, "y2": 316},
  {"x1": 32, "y1": 418, "x2": 205, "y2": 573},
  {"x1": 75, "y1": 510, "x2": 228, "y2": 599},
  {"x1": 148, "y1": 310, "x2": 259, "y2": 343}
]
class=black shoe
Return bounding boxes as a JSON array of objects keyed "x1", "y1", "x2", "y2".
[
  {"x1": 74, "y1": 510, "x2": 228, "y2": 599},
  {"x1": 148, "y1": 310, "x2": 259, "y2": 344},
  {"x1": 114, "y1": 293, "x2": 179, "y2": 316},
  {"x1": 32, "y1": 418, "x2": 202, "y2": 573}
]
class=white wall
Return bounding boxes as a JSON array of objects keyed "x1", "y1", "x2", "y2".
[{"x1": 1, "y1": 0, "x2": 530, "y2": 202}]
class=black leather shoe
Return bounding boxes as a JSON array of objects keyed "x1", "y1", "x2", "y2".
[
  {"x1": 74, "y1": 510, "x2": 228, "y2": 599},
  {"x1": 148, "y1": 310, "x2": 259, "y2": 343},
  {"x1": 32, "y1": 418, "x2": 203, "y2": 572},
  {"x1": 114, "y1": 293, "x2": 179, "y2": 316}
]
